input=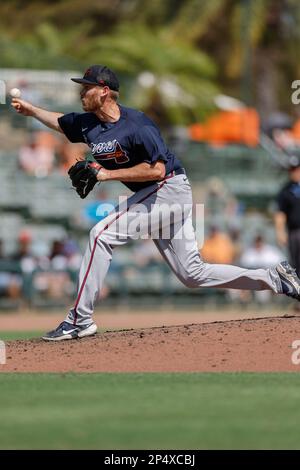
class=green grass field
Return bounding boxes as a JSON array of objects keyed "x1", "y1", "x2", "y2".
[
  {"x1": 0, "y1": 372, "x2": 300, "y2": 449},
  {"x1": 0, "y1": 330, "x2": 109, "y2": 341},
  {"x1": 0, "y1": 331, "x2": 43, "y2": 340}
]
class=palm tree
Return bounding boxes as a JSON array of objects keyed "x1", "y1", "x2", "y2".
[
  {"x1": 168, "y1": 0, "x2": 300, "y2": 120},
  {"x1": 2, "y1": 0, "x2": 300, "y2": 124},
  {"x1": 82, "y1": 23, "x2": 218, "y2": 125}
]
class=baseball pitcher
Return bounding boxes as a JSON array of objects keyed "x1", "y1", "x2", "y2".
[{"x1": 11, "y1": 65, "x2": 300, "y2": 341}]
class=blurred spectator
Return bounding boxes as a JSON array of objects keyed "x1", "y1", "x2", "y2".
[
  {"x1": 49, "y1": 240, "x2": 68, "y2": 270},
  {"x1": 34, "y1": 240, "x2": 74, "y2": 299},
  {"x1": 56, "y1": 137, "x2": 87, "y2": 173},
  {"x1": 62, "y1": 239, "x2": 82, "y2": 272},
  {"x1": 0, "y1": 232, "x2": 83, "y2": 303},
  {"x1": 228, "y1": 228, "x2": 243, "y2": 264},
  {"x1": 200, "y1": 226, "x2": 236, "y2": 264},
  {"x1": 239, "y1": 234, "x2": 284, "y2": 304},
  {"x1": 35, "y1": 130, "x2": 58, "y2": 150},
  {"x1": 0, "y1": 239, "x2": 22, "y2": 299},
  {"x1": 19, "y1": 133, "x2": 55, "y2": 177},
  {"x1": 10, "y1": 230, "x2": 37, "y2": 301},
  {"x1": 133, "y1": 239, "x2": 163, "y2": 268},
  {"x1": 240, "y1": 235, "x2": 284, "y2": 269},
  {"x1": 275, "y1": 157, "x2": 300, "y2": 277},
  {"x1": 11, "y1": 230, "x2": 37, "y2": 273}
]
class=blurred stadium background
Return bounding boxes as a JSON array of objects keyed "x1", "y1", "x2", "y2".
[{"x1": 1, "y1": 0, "x2": 300, "y2": 312}]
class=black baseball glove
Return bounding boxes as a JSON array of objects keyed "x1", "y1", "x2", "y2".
[{"x1": 68, "y1": 160, "x2": 101, "y2": 199}]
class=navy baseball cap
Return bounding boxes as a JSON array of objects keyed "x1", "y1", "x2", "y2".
[{"x1": 71, "y1": 65, "x2": 119, "y2": 91}]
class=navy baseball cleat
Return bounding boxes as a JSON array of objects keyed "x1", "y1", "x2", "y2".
[
  {"x1": 276, "y1": 261, "x2": 300, "y2": 300},
  {"x1": 42, "y1": 321, "x2": 97, "y2": 341}
]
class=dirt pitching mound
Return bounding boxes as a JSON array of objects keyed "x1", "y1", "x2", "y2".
[{"x1": 2, "y1": 316, "x2": 300, "y2": 372}]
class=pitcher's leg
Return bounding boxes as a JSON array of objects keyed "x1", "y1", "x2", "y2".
[
  {"x1": 187, "y1": 261, "x2": 281, "y2": 292},
  {"x1": 154, "y1": 217, "x2": 282, "y2": 293},
  {"x1": 65, "y1": 225, "x2": 113, "y2": 326}
]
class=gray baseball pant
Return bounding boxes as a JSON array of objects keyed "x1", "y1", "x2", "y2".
[{"x1": 66, "y1": 175, "x2": 282, "y2": 326}]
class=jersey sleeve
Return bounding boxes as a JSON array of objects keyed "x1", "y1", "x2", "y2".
[
  {"x1": 58, "y1": 113, "x2": 84, "y2": 143},
  {"x1": 134, "y1": 125, "x2": 168, "y2": 164}
]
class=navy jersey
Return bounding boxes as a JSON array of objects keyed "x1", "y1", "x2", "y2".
[
  {"x1": 58, "y1": 105, "x2": 183, "y2": 192},
  {"x1": 277, "y1": 181, "x2": 300, "y2": 230}
]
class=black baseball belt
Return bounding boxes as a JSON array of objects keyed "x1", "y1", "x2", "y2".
[{"x1": 165, "y1": 168, "x2": 186, "y2": 178}]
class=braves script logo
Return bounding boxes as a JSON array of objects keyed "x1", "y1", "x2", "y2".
[{"x1": 90, "y1": 140, "x2": 129, "y2": 164}]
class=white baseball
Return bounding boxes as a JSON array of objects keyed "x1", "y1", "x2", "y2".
[{"x1": 9, "y1": 88, "x2": 21, "y2": 98}]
